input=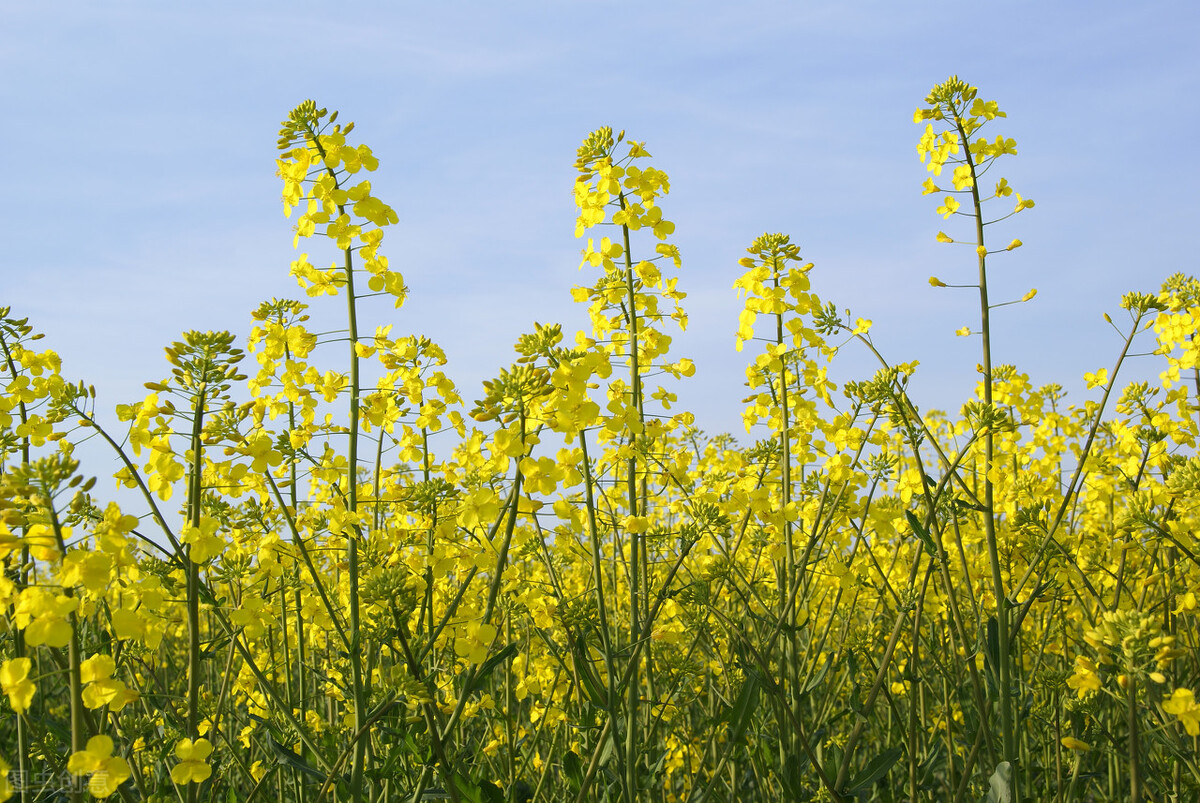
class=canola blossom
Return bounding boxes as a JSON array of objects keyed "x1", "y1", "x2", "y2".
[{"x1": 2, "y1": 83, "x2": 1200, "y2": 803}]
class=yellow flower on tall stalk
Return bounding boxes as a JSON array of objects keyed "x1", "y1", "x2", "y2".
[{"x1": 3, "y1": 80, "x2": 1200, "y2": 803}]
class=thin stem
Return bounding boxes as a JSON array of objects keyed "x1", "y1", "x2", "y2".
[
  {"x1": 618, "y1": 190, "x2": 643, "y2": 801},
  {"x1": 307, "y1": 122, "x2": 368, "y2": 802},
  {"x1": 952, "y1": 107, "x2": 1017, "y2": 792},
  {"x1": 184, "y1": 388, "x2": 205, "y2": 803}
]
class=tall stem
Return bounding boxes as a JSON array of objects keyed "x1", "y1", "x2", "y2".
[
  {"x1": 185, "y1": 389, "x2": 206, "y2": 803},
  {"x1": 618, "y1": 190, "x2": 643, "y2": 801},
  {"x1": 579, "y1": 432, "x2": 616, "y2": 699},
  {"x1": 954, "y1": 110, "x2": 1017, "y2": 790},
  {"x1": 48, "y1": 505, "x2": 84, "y2": 803},
  {"x1": 342, "y1": 232, "x2": 367, "y2": 800},
  {"x1": 1126, "y1": 665, "x2": 1142, "y2": 802},
  {"x1": 771, "y1": 256, "x2": 800, "y2": 765},
  {"x1": 306, "y1": 122, "x2": 369, "y2": 802}
]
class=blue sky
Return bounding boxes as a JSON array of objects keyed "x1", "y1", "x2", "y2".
[{"x1": 3, "y1": 1, "x2": 1198, "y2": 460}]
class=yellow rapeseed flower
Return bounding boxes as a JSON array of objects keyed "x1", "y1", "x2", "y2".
[
  {"x1": 1163, "y1": 688, "x2": 1200, "y2": 735},
  {"x1": 67, "y1": 735, "x2": 131, "y2": 798},
  {"x1": 0, "y1": 658, "x2": 36, "y2": 714},
  {"x1": 171, "y1": 737, "x2": 214, "y2": 785}
]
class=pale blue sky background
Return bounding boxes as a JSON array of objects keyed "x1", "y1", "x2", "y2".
[{"x1": 3, "y1": 2, "x2": 1198, "y2": 465}]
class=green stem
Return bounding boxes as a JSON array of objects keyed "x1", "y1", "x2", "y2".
[
  {"x1": 47, "y1": 503, "x2": 85, "y2": 803},
  {"x1": 1126, "y1": 666, "x2": 1142, "y2": 802},
  {"x1": 771, "y1": 253, "x2": 800, "y2": 764},
  {"x1": 184, "y1": 389, "x2": 205, "y2": 803},
  {"x1": 306, "y1": 120, "x2": 368, "y2": 801},
  {"x1": 953, "y1": 108, "x2": 1016, "y2": 792},
  {"x1": 340, "y1": 231, "x2": 368, "y2": 803},
  {"x1": 832, "y1": 554, "x2": 928, "y2": 796},
  {"x1": 578, "y1": 431, "x2": 617, "y2": 702},
  {"x1": 618, "y1": 191, "x2": 643, "y2": 801}
]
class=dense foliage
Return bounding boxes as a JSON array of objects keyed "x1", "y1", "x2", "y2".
[{"x1": 2, "y1": 79, "x2": 1199, "y2": 802}]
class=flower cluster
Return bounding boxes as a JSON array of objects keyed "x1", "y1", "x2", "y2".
[{"x1": 1, "y1": 87, "x2": 1199, "y2": 803}]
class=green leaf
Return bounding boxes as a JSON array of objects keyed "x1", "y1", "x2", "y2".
[
  {"x1": 916, "y1": 738, "x2": 946, "y2": 786},
  {"x1": 844, "y1": 746, "x2": 903, "y2": 794},
  {"x1": 450, "y1": 773, "x2": 482, "y2": 803},
  {"x1": 725, "y1": 669, "x2": 761, "y2": 741},
  {"x1": 376, "y1": 730, "x2": 416, "y2": 780},
  {"x1": 267, "y1": 734, "x2": 326, "y2": 782},
  {"x1": 803, "y1": 654, "x2": 833, "y2": 695},
  {"x1": 465, "y1": 642, "x2": 519, "y2": 698},
  {"x1": 646, "y1": 748, "x2": 668, "y2": 784},
  {"x1": 477, "y1": 780, "x2": 503, "y2": 803},
  {"x1": 571, "y1": 636, "x2": 609, "y2": 708},
  {"x1": 985, "y1": 761, "x2": 1013, "y2": 803},
  {"x1": 848, "y1": 682, "x2": 866, "y2": 718},
  {"x1": 984, "y1": 616, "x2": 1000, "y2": 678},
  {"x1": 563, "y1": 750, "x2": 584, "y2": 792},
  {"x1": 781, "y1": 753, "x2": 807, "y2": 799},
  {"x1": 905, "y1": 510, "x2": 937, "y2": 557},
  {"x1": 597, "y1": 729, "x2": 616, "y2": 767}
]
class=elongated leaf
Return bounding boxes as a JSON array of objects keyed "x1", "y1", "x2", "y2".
[
  {"x1": 573, "y1": 648, "x2": 609, "y2": 709},
  {"x1": 477, "y1": 779, "x2": 503, "y2": 803},
  {"x1": 916, "y1": 738, "x2": 946, "y2": 786},
  {"x1": 267, "y1": 734, "x2": 326, "y2": 782},
  {"x1": 844, "y1": 746, "x2": 903, "y2": 794},
  {"x1": 726, "y1": 669, "x2": 761, "y2": 742},
  {"x1": 848, "y1": 682, "x2": 865, "y2": 718},
  {"x1": 562, "y1": 750, "x2": 583, "y2": 792},
  {"x1": 905, "y1": 510, "x2": 937, "y2": 557},
  {"x1": 449, "y1": 773, "x2": 486, "y2": 803},
  {"x1": 465, "y1": 642, "x2": 518, "y2": 698},
  {"x1": 597, "y1": 728, "x2": 616, "y2": 767},
  {"x1": 647, "y1": 748, "x2": 668, "y2": 784},
  {"x1": 984, "y1": 616, "x2": 1000, "y2": 678},
  {"x1": 803, "y1": 654, "x2": 833, "y2": 695},
  {"x1": 509, "y1": 780, "x2": 534, "y2": 803}
]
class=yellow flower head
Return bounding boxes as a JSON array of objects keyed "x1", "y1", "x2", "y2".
[
  {"x1": 171, "y1": 737, "x2": 214, "y2": 785},
  {"x1": 0, "y1": 658, "x2": 36, "y2": 714},
  {"x1": 67, "y1": 735, "x2": 131, "y2": 798},
  {"x1": 1163, "y1": 688, "x2": 1200, "y2": 736},
  {"x1": 1066, "y1": 655, "x2": 1101, "y2": 699}
]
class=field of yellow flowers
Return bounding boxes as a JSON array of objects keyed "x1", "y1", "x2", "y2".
[{"x1": 3, "y1": 78, "x2": 1199, "y2": 803}]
